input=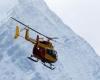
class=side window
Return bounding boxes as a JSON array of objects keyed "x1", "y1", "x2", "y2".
[
  {"x1": 54, "y1": 51, "x2": 57, "y2": 55},
  {"x1": 47, "y1": 49, "x2": 52, "y2": 55}
]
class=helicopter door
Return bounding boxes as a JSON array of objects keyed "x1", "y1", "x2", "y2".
[{"x1": 39, "y1": 47, "x2": 45, "y2": 59}]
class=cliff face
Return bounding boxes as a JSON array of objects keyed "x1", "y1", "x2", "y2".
[{"x1": 0, "y1": 0, "x2": 100, "y2": 80}]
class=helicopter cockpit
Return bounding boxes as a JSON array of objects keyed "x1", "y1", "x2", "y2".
[{"x1": 47, "y1": 49, "x2": 57, "y2": 58}]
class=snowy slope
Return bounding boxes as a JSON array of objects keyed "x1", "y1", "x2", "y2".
[{"x1": 0, "y1": 0, "x2": 100, "y2": 80}]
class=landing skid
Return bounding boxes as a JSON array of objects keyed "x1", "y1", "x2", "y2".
[
  {"x1": 42, "y1": 63, "x2": 55, "y2": 70},
  {"x1": 27, "y1": 57, "x2": 39, "y2": 62}
]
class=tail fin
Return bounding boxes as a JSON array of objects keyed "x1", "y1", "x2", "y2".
[{"x1": 14, "y1": 25, "x2": 20, "y2": 39}]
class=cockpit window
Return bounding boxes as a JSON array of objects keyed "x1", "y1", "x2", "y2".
[{"x1": 47, "y1": 49, "x2": 57, "y2": 57}]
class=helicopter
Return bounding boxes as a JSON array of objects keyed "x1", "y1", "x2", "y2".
[{"x1": 11, "y1": 17, "x2": 58, "y2": 70}]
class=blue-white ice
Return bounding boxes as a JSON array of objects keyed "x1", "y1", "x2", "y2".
[{"x1": 0, "y1": 0, "x2": 100, "y2": 80}]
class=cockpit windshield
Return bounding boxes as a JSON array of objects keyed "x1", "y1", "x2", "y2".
[{"x1": 47, "y1": 49, "x2": 57, "y2": 57}]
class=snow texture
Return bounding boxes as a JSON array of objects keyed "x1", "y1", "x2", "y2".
[{"x1": 0, "y1": 0, "x2": 100, "y2": 80}]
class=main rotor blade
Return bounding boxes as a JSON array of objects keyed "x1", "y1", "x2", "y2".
[{"x1": 11, "y1": 17, "x2": 54, "y2": 40}]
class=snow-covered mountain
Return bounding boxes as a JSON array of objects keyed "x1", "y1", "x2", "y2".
[{"x1": 0, "y1": 0, "x2": 100, "y2": 80}]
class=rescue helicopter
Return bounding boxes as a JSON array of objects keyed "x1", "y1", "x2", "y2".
[{"x1": 11, "y1": 17, "x2": 58, "y2": 70}]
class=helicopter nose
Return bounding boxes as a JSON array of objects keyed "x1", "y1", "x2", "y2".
[{"x1": 54, "y1": 55, "x2": 57, "y2": 63}]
